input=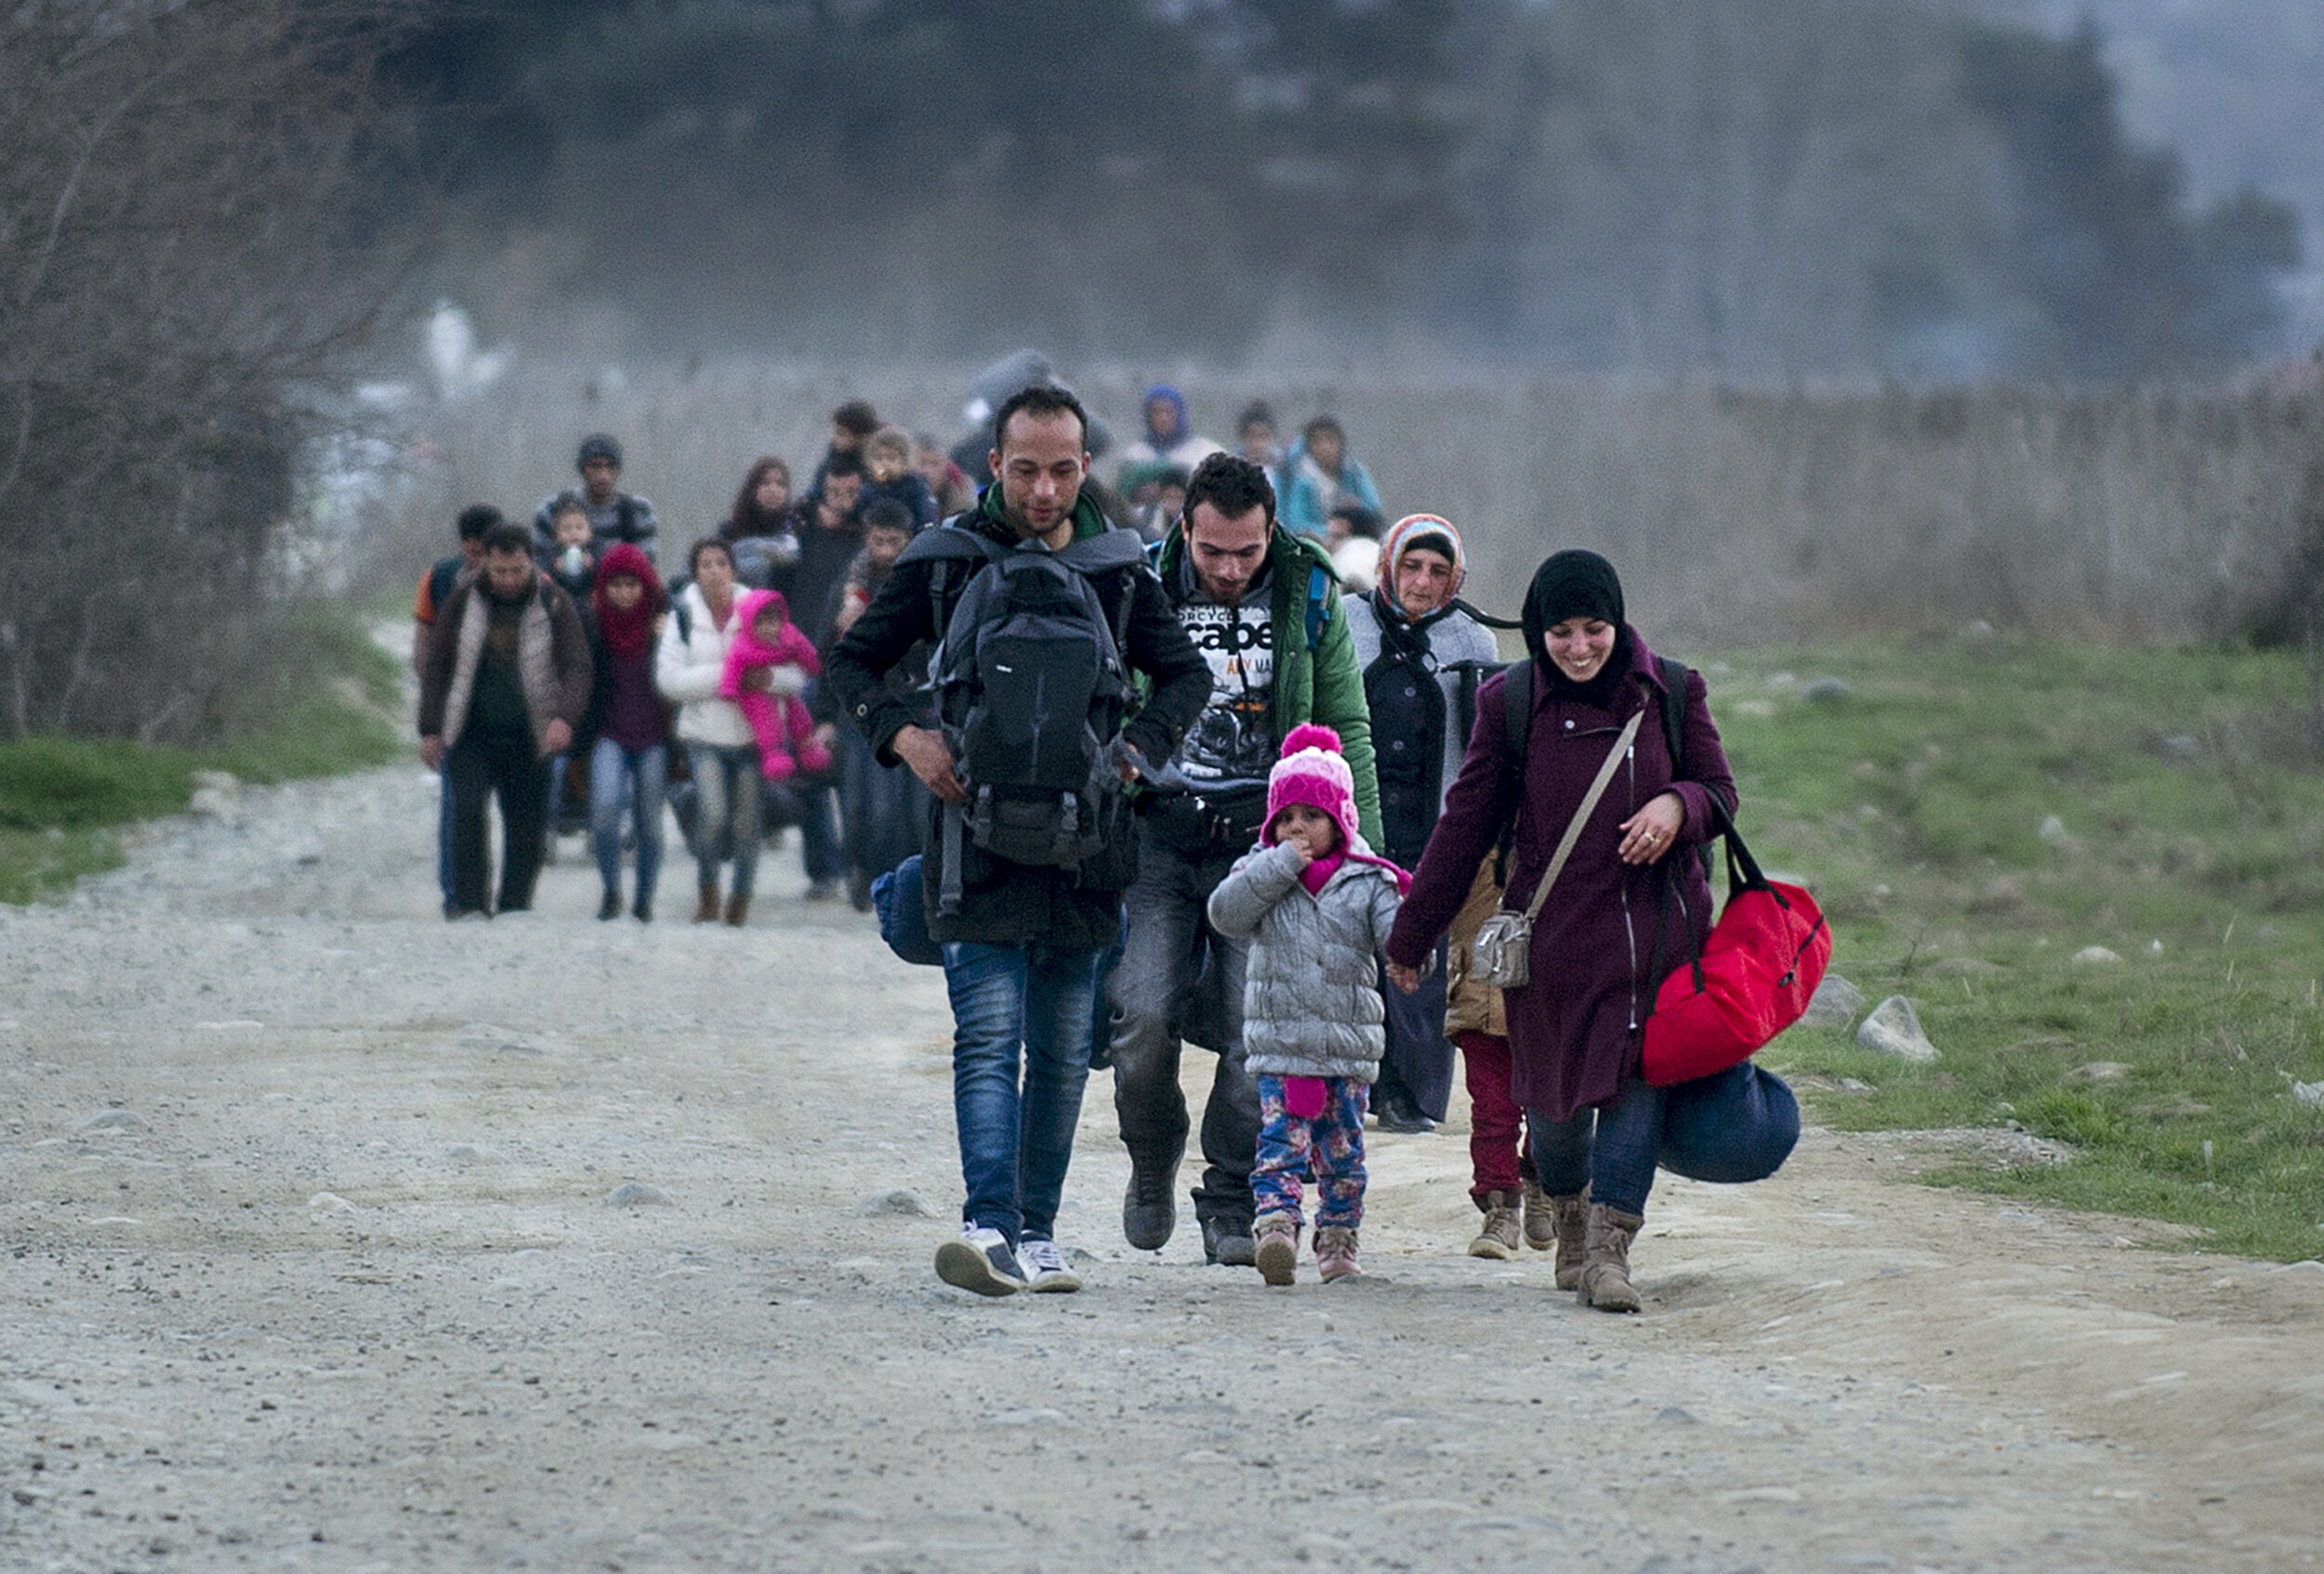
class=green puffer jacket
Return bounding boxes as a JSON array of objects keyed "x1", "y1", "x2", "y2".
[{"x1": 1148, "y1": 524, "x2": 1383, "y2": 848}]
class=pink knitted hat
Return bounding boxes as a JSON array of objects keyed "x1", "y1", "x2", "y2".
[{"x1": 1264, "y1": 723, "x2": 1360, "y2": 850}]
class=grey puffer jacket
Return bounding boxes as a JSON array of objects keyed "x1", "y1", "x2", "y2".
[{"x1": 1207, "y1": 839, "x2": 1404, "y2": 1082}]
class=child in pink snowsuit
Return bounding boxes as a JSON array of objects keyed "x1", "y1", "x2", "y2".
[{"x1": 719, "y1": 589, "x2": 831, "y2": 781}]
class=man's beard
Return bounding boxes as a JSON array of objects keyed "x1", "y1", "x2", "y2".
[{"x1": 1006, "y1": 500, "x2": 1064, "y2": 539}]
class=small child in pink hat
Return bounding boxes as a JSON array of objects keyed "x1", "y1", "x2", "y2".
[
  {"x1": 1206, "y1": 724, "x2": 1408, "y2": 1284},
  {"x1": 718, "y1": 589, "x2": 830, "y2": 782}
]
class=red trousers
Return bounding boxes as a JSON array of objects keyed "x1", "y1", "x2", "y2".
[{"x1": 1457, "y1": 1030, "x2": 1537, "y2": 1200}]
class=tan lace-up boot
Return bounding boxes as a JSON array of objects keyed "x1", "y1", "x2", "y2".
[
  {"x1": 1538, "y1": 1186, "x2": 1591, "y2": 1290},
  {"x1": 1576, "y1": 1204, "x2": 1644, "y2": 1313},
  {"x1": 1520, "y1": 1178, "x2": 1556, "y2": 1250},
  {"x1": 1467, "y1": 1191, "x2": 1522, "y2": 1259}
]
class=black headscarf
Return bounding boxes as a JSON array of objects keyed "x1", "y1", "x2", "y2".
[{"x1": 1522, "y1": 549, "x2": 1631, "y2": 708}]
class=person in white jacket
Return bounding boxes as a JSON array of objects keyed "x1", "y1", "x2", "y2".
[{"x1": 656, "y1": 537, "x2": 799, "y2": 925}]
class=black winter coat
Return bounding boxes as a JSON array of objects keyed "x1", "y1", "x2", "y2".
[{"x1": 825, "y1": 508, "x2": 1209, "y2": 949}]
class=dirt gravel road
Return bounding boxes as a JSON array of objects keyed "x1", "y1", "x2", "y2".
[{"x1": 3, "y1": 762, "x2": 2319, "y2": 1573}]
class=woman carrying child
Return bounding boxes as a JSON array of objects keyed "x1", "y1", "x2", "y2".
[
  {"x1": 656, "y1": 539, "x2": 762, "y2": 925},
  {"x1": 586, "y1": 543, "x2": 671, "y2": 922},
  {"x1": 1207, "y1": 725, "x2": 1407, "y2": 1285},
  {"x1": 719, "y1": 588, "x2": 830, "y2": 783}
]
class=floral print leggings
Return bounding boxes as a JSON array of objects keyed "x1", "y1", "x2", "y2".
[{"x1": 1252, "y1": 1074, "x2": 1369, "y2": 1231}]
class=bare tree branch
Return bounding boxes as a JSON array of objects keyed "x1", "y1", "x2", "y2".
[{"x1": 0, "y1": 0, "x2": 417, "y2": 741}]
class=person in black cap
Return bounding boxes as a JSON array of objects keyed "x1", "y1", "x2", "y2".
[
  {"x1": 805, "y1": 399, "x2": 881, "y2": 498},
  {"x1": 533, "y1": 433, "x2": 659, "y2": 564}
]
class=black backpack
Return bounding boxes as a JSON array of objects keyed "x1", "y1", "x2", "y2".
[
  {"x1": 905, "y1": 523, "x2": 1149, "y2": 912},
  {"x1": 427, "y1": 556, "x2": 465, "y2": 619}
]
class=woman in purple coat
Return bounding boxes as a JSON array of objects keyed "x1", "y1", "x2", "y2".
[{"x1": 1385, "y1": 551, "x2": 1797, "y2": 1313}]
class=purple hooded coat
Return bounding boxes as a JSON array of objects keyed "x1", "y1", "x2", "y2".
[{"x1": 1383, "y1": 630, "x2": 1736, "y2": 1120}]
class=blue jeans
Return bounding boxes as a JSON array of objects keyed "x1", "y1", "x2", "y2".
[
  {"x1": 547, "y1": 752, "x2": 573, "y2": 834},
  {"x1": 687, "y1": 741, "x2": 761, "y2": 897},
  {"x1": 940, "y1": 942, "x2": 1101, "y2": 1248},
  {"x1": 590, "y1": 737, "x2": 666, "y2": 906},
  {"x1": 1529, "y1": 1062, "x2": 1800, "y2": 1215}
]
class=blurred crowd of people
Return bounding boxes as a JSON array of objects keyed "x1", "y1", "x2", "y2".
[{"x1": 408, "y1": 374, "x2": 1392, "y2": 932}]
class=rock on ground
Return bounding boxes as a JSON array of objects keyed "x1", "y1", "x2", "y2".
[
  {"x1": 0, "y1": 763, "x2": 2318, "y2": 1573},
  {"x1": 1801, "y1": 972, "x2": 1864, "y2": 1029},
  {"x1": 1856, "y1": 995, "x2": 1938, "y2": 1061}
]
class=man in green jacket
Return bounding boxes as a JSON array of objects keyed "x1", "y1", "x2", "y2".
[{"x1": 1108, "y1": 451, "x2": 1381, "y2": 1264}]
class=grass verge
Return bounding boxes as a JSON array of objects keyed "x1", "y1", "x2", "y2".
[
  {"x1": 0, "y1": 608, "x2": 403, "y2": 904},
  {"x1": 1711, "y1": 631, "x2": 2324, "y2": 1261}
]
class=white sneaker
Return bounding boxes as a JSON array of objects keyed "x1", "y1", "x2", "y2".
[
  {"x1": 1018, "y1": 1237, "x2": 1081, "y2": 1293},
  {"x1": 934, "y1": 1225, "x2": 1026, "y2": 1297}
]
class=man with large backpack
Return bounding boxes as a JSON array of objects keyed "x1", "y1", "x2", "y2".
[
  {"x1": 1109, "y1": 453, "x2": 1382, "y2": 1266},
  {"x1": 826, "y1": 385, "x2": 1208, "y2": 1298}
]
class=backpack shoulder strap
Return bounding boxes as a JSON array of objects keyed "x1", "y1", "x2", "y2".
[
  {"x1": 1453, "y1": 659, "x2": 1488, "y2": 755},
  {"x1": 1268, "y1": 532, "x2": 1336, "y2": 654},
  {"x1": 428, "y1": 557, "x2": 460, "y2": 616},
  {"x1": 895, "y1": 519, "x2": 1004, "y2": 568},
  {"x1": 1487, "y1": 658, "x2": 1531, "y2": 882},
  {"x1": 1654, "y1": 655, "x2": 1690, "y2": 777},
  {"x1": 1499, "y1": 657, "x2": 1533, "y2": 793},
  {"x1": 1053, "y1": 527, "x2": 1150, "y2": 656},
  {"x1": 1050, "y1": 524, "x2": 1149, "y2": 575},
  {"x1": 899, "y1": 522, "x2": 1004, "y2": 641},
  {"x1": 1305, "y1": 564, "x2": 1333, "y2": 653}
]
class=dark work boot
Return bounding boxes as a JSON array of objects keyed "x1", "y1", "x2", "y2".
[
  {"x1": 1200, "y1": 1214, "x2": 1256, "y2": 1267},
  {"x1": 1373, "y1": 1086, "x2": 1437, "y2": 1134},
  {"x1": 1123, "y1": 1163, "x2": 1178, "y2": 1250}
]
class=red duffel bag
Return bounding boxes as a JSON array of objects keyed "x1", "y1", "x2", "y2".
[{"x1": 1642, "y1": 801, "x2": 1831, "y2": 1087}]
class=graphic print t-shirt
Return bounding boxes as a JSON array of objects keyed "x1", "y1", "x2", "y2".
[{"x1": 1172, "y1": 597, "x2": 1276, "y2": 784}]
